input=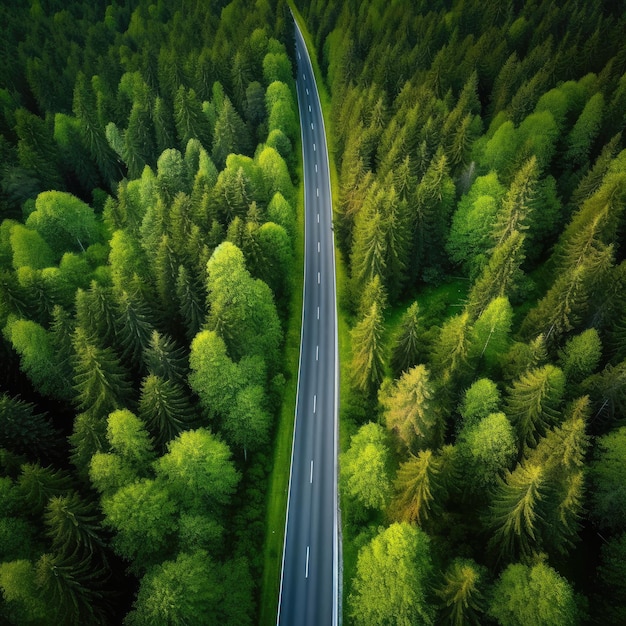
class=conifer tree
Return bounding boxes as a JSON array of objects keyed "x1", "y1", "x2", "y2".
[
  {"x1": 390, "y1": 301, "x2": 426, "y2": 376},
  {"x1": 143, "y1": 330, "x2": 188, "y2": 384},
  {"x1": 383, "y1": 364, "x2": 440, "y2": 451},
  {"x1": 505, "y1": 364, "x2": 565, "y2": 451},
  {"x1": 467, "y1": 230, "x2": 526, "y2": 319},
  {"x1": 44, "y1": 492, "x2": 104, "y2": 557},
  {"x1": 488, "y1": 463, "x2": 547, "y2": 562},
  {"x1": 350, "y1": 301, "x2": 385, "y2": 395},
  {"x1": 72, "y1": 328, "x2": 132, "y2": 421},
  {"x1": 0, "y1": 394, "x2": 60, "y2": 460},
  {"x1": 35, "y1": 551, "x2": 111, "y2": 626},
  {"x1": 436, "y1": 558, "x2": 487, "y2": 626},
  {"x1": 138, "y1": 374, "x2": 196, "y2": 449},
  {"x1": 491, "y1": 157, "x2": 538, "y2": 247},
  {"x1": 392, "y1": 449, "x2": 445, "y2": 525},
  {"x1": 115, "y1": 290, "x2": 155, "y2": 371},
  {"x1": 17, "y1": 463, "x2": 73, "y2": 515}
]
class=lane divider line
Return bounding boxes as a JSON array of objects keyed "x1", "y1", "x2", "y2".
[{"x1": 305, "y1": 546, "x2": 310, "y2": 578}]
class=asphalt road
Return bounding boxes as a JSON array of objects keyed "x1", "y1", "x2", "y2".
[{"x1": 277, "y1": 18, "x2": 339, "y2": 626}]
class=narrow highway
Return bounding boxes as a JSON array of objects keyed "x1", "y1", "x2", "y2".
[{"x1": 277, "y1": 17, "x2": 339, "y2": 626}]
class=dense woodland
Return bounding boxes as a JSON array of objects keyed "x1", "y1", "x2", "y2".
[
  {"x1": 0, "y1": 0, "x2": 298, "y2": 624},
  {"x1": 295, "y1": 0, "x2": 626, "y2": 624}
]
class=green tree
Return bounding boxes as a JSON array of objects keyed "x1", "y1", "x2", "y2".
[
  {"x1": 467, "y1": 230, "x2": 526, "y2": 319},
  {"x1": 459, "y1": 378, "x2": 501, "y2": 430},
  {"x1": 564, "y1": 92, "x2": 604, "y2": 169},
  {"x1": 558, "y1": 328, "x2": 602, "y2": 385},
  {"x1": 143, "y1": 330, "x2": 188, "y2": 383},
  {"x1": 0, "y1": 394, "x2": 60, "y2": 460},
  {"x1": 211, "y1": 96, "x2": 250, "y2": 169},
  {"x1": 469, "y1": 296, "x2": 513, "y2": 370},
  {"x1": 44, "y1": 492, "x2": 104, "y2": 557},
  {"x1": 457, "y1": 413, "x2": 517, "y2": 492},
  {"x1": 350, "y1": 522, "x2": 435, "y2": 625},
  {"x1": 390, "y1": 301, "x2": 427, "y2": 375},
  {"x1": 115, "y1": 290, "x2": 155, "y2": 371},
  {"x1": 138, "y1": 374, "x2": 196, "y2": 449},
  {"x1": 155, "y1": 428, "x2": 240, "y2": 514},
  {"x1": 4, "y1": 317, "x2": 72, "y2": 400},
  {"x1": 17, "y1": 463, "x2": 73, "y2": 515},
  {"x1": 491, "y1": 158, "x2": 538, "y2": 248},
  {"x1": 505, "y1": 365, "x2": 565, "y2": 451},
  {"x1": 596, "y1": 533, "x2": 626, "y2": 623},
  {"x1": 487, "y1": 463, "x2": 547, "y2": 562},
  {"x1": 188, "y1": 330, "x2": 240, "y2": 418},
  {"x1": 206, "y1": 241, "x2": 282, "y2": 368},
  {"x1": 431, "y1": 312, "x2": 473, "y2": 386},
  {"x1": 174, "y1": 86, "x2": 211, "y2": 151},
  {"x1": 102, "y1": 478, "x2": 178, "y2": 571},
  {"x1": 350, "y1": 180, "x2": 410, "y2": 300},
  {"x1": 26, "y1": 191, "x2": 101, "y2": 259},
  {"x1": 341, "y1": 422, "x2": 393, "y2": 511},
  {"x1": 410, "y1": 148, "x2": 455, "y2": 279},
  {"x1": 0, "y1": 559, "x2": 47, "y2": 623},
  {"x1": 382, "y1": 364, "x2": 440, "y2": 452},
  {"x1": 446, "y1": 172, "x2": 506, "y2": 276},
  {"x1": 488, "y1": 562, "x2": 580, "y2": 626},
  {"x1": 226, "y1": 384, "x2": 272, "y2": 459},
  {"x1": 350, "y1": 301, "x2": 386, "y2": 395},
  {"x1": 9, "y1": 224, "x2": 55, "y2": 270},
  {"x1": 126, "y1": 552, "x2": 253, "y2": 626},
  {"x1": 392, "y1": 449, "x2": 446, "y2": 526},
  {"x1": 72, "y1": 328, "x2": 132, "y2": 421},
  {"x1": 436, "y1": 558, "x2": 487, "y2": 626},
  {"x1": 589, "y1": 426, "x2": 626, "y2": 531},
  {"x1": 15, "y1": 108, "x2": 63, "y2": 192},
  {"x1": 106, "y1": 409, "x2": 154, "y2": 472}
]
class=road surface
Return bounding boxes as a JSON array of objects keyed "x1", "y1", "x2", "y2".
[{"x1": 277, "y1": 17, "x2": 339, "y2": 626}]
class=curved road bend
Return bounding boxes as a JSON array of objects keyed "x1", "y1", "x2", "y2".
[{"x1": 277, "y1": 17, "x2": 339, "y2": 626}]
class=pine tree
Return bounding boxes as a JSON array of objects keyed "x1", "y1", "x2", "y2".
[
  {"x1": 382, "y1": 364, "x2": 440, "y2": 451},
  {"x1": 35, "y1": 551, "x2": 110, "y2": 625},
  {"x1": 467, "y1": 230, "x2": 526, "y2": 319},
  {"x1": 505, "y1": 364, "x2": 565, "y2": 451},
  {"x1": 0, "y1": 394, "x2": 61, "y2": 461},
  {"x1": 138, "y1": 374, "x2": 196, "y2": 449},
  {"x1": 143, "y1": 330, "x2": 188, "y2": 384},
  {"x1": 72, "y1": 328, "x2": 132, "y2": 421},
  {"x1": 75, "y1": 282, "x2": 118, "y2": 347},
  {"x1": 492, "y1": 157, "x2": 538, "y2": 248},
  {"x1": 488, "y1": 463, "x2": 547, "y2": 562},
  {"x1": 350, "y1": 301, "x2": 386, "y2": 395},
  {"x1": 17, "y1": 463, "x2": 73, "y2": 515},
  {"x1": 174, "y1": 86, "x2": 211, "y2": 151},
  {"x1": 114, "y1": 290, "x2": 155, "y2": 372},
  {"x1": 436, "y1": 559, "x2": 487, "y2": 626},
  {"x1": 391, "y1": 301, "x2": 426, "y2": 376},
  {"x1": 175, "y1": 265, "x2": 205, "y2": 341},
  {"x1": 392, "y1": 449, "x2": 445, "y2": 525},
  {"x1": 410, "y1": 147, "x2": 456, "y2": 279},
  {"x1": 44, "y1": 492, "x2": 104, "y2": 557}
]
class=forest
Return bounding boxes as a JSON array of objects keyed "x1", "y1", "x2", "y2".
[
  {"x1": 0, "y1": 0, "x2": 298, "y2": 624},
  {"x1": 294, "y1": 0, "x2": 626, "y2": 624},
  {"x1": 2, "y1": 0, "x2": 626, "y2": 624}
]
